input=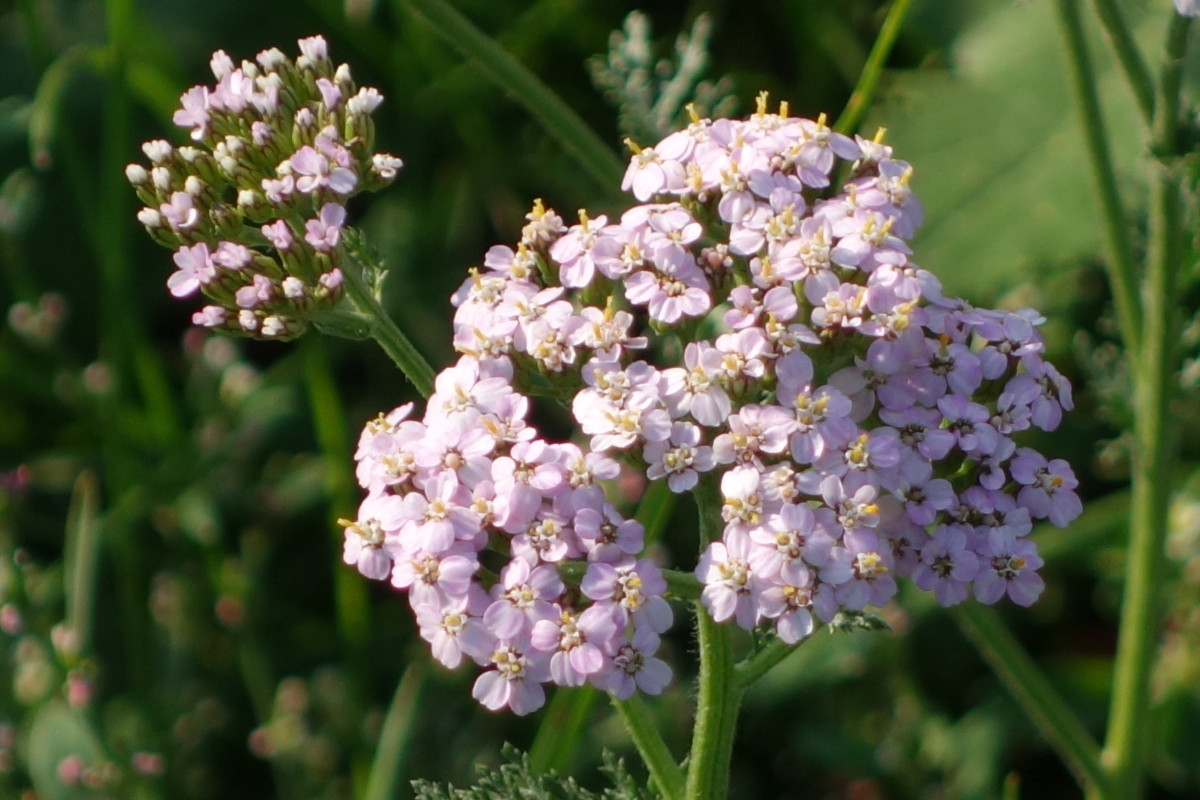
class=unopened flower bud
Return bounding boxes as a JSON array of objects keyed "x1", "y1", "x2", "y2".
[
  {"x1": 184, "y1": 175, "x2": 205, "y2": 197},
  {"x1": 137, "y1": 208, "x2": 163, "y2": 228},
  {"x1": 151, "y1": 167, "x2": 172, "y2": 192},
  {"x1": 193, "y1": 306, "x2": 227, "y2": 328},
  {"x1": 125, "y1": 164, "x2": 149, "y2": 185},
  {"x1": 142, "y1": 140, "x2": 173, "y2": 164},
  {"x1": 257, "y1": 47, "x2": 287, "y2": 72},
  {"x1": 282, "y1": 276, "x2": 306, "y2": 299},
  {"x1": 349, "y1": 87, "x2": 383, "y2": 116},
  {"x1": 210, "y1": 50, "x2": 234, "y2": 79}
]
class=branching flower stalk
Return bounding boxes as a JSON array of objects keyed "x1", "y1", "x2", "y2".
[{"x1": 133, "y1": 33, "x2": 1086, "y2": 800}]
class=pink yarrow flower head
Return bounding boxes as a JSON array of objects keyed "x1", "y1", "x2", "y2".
[
  {"x1": 131, "y1": 37, "x2": 403, "y2": 341},
  {"x1": 341, "y1": 97, "x2": 1078, "y2": 715}
]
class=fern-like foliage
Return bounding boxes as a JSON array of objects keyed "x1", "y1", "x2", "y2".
[
  {"x1": 412, "y1": 746, "x2": 655, "y2": 800},
  {"x1": 587, "y1": 11, "x2": 738, "y2": 145}
]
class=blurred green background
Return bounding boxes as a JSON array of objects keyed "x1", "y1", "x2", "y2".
[{"x1": 1, "y1": 0, "x2": 1199, "y2": 798}]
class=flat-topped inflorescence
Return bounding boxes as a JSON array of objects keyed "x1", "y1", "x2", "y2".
[
  {"x1": 128, "y1": 36, "x2": 403, "y2": 339},
  {"x1": 347, "y1": 93, "x2": 1081, "y2": 715}
]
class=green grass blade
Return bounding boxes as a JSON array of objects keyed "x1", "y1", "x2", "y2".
[
  {"x1": 395, "y1": 0, "x2": 625, "y2": 195},
  {"x1": 365, "y1": 663, "x2": 426, "y2": 800},
  {"x1": 528, "y1": 685, "x2": 599, "y2": 775},
  {"x1": 63, "y1": 470, "x2": 102, "y2": 657},
  {"x1": 951, "y1": 603, "x2": 1106, "y2": 796}
]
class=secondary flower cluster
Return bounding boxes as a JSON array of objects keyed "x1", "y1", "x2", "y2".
[
  {"x1": 347, "y1": 94, "x2": 1081, "y2": 714},
  {"x1": 127, "y1": 37, "x2": 403, "y2": 339}
]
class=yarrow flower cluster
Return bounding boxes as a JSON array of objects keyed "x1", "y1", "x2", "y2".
[
  {"x1": 128, "y1": 37, "x2": 403, "y2": 339},
  {"x1": 347, "y1": 93, "x2": 1081, "y2": 715}
]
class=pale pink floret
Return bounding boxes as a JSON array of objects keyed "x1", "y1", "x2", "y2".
[
  {"x1": 662, "y1": 342, "x2": 731, "y2": 427},
  {"x1": 696, "y1": 529, "x2": 762, "y2": 630},
  {"x1": 472, "y1": 641, "x2": 550, "y2": 715},
  {"x1": 625, "y1": 268, "x2": 711, "y2": 325},
  {"x1": 483, "y1": 559, "x2": 563, "y2": 639},
  {"x1": 600, "y1": 626, "x2": 672, "y2": 699},
  {"x1": 168, "y1": 243, "x2": 214, "y2": 298},
  {"x1": 305, "y1": 203, "x2": 346, "y2": 251},
  {"x1": 644, "y1": 422, "x2": 715, "y2": 492},
  {"x1": 531, "y1": 605, "x2": 618, "y2": 687},
  {"x1": 580, "y1": 559, "x2": 672, "y2": 632},
  {"x1": 173, "y1": 86, "x2": 210, "y2": 140},
  {"x1": 415, "y1": 587, "x2": 493, "y2": 669}
]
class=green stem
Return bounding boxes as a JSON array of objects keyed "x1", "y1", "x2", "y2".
[
  {"x1": 833, "y1": 0, "x2": 917, "y2": 135},
  {"x1": 364, "y1": 663, "x2": 426, "y2": 800},
  {"x1": 1103, "y1": 15, "x2": 1192, "y2": 800},
  {"x1": 951, "y1": 604, "x2": 1107, "y2": 796},
  {"x1": 395, "y1": 0, "x2": 625, "y2": 194},
  {"x1": 733, "y1": 636, "x2": 797, "y2": 691},
  {"x1": 1088, "y1": 0, "x2": 1155, "y2": 126},
  {"x1": 341, "y1": 260, "x2": 437, "y2": 398},
  {"x1": 685, "y1": 476, "x2": 740, "y2": 800},
  {"x1": 1055, "y1": 0, "x2": 1143, "y2": 357},
  {"x1": 64, "y1": 470, "x2": 102, "y2": 656},
  {"x1": 612, "y1": 695, "x2": 685, "y2": 800}
]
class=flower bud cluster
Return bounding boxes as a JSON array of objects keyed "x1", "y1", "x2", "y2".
[
  {"x1": 128, "y1": 37, "x2": 403, "y2": 339},
  {"x1": 349, "y1": 94, "x2": 1081, "y2": 713}
]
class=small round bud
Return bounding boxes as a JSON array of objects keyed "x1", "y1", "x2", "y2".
[
  {"x1": 142, "y1": 139, "x2": 173, "y2": 164},
  {"x1": 151, "y1": 167, "x2": 173, "y2": 192},
  {"x1": 257, "y1": 47, "x2": 287, "y2": 72},
  {"x1": 137, "y1": 207, "x2": 163, "y2": 228},
  {"x1": 125, "y1": 164, "x2": 149, "y2": 185}
]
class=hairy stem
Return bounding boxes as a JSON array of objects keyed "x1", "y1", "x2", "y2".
[
  {"x1": 1103, "y1": 15, "x2": 1192, "y2": 800},
  {"x1": 1055, "y1": 0, "x2": 1143, "y2": 357},
  {"x1": 1088, "y1": 0, "x2": 1155, "y2": 126},
  {"x1": 834, "y1": 0, "x2": 917, "y2": 135},
  {"x1": 733, "y1": 636, "x2": 798, "y2": 691},
  {"x1": 341, "y1": 259, "x2": 437, "y2": 398},
  {"x1": 685, "y1": 476, "x2": 741, "y2": 800},
  {"x1": 612, "y1": 694, "x2": 686, "y2": 800}
]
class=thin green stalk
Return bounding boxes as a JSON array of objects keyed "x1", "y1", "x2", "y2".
[
  {"x1": 341, "y1": 259, "x2": 437, "y2": 398},
  {"x1": 950, "y1": 604, "x2": 1107, "y2": 795},
  {"x1": 395, "y1": 0, "x2": 625, "y2": 194},
  {"x1": 833, "y1": 0, "x2": 917, "y2": 135},
  {"x1": 63, "y1": 470, "x2": 102, "y2": 656},
  {"x1": 1103, "y1": 16, "x2": 1192, "y2": 800},
  {"x1": 1055, "y1": 0, "x2": 1143, "y2": 357},
  {"x1": 364, "y1": 663, "x2": 426, "y2": 800},
  {"x1": 685, "y1": 476, "x2": 740, "y2": 800},
  {"x1": 530, "y1": 481, "x2": 680, "y2": 777},
  {"x1": 1088, "y1": 0, "x2": 1155, "y2": 126},
  {"x1": 733, "y1": 636, "x2": 797, "y2": 691},
  {"x1": 302, "y1": 339, "x2": 374, "y2": 672},
  {"x1": 612, "y1": 695, "x2": 685, "y2": 800}
]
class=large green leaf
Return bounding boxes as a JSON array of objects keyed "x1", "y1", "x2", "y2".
[
  {"x1": 869, "y1": 0, "x2": 1167, "y2": 300},
  {"x1": 25, "y1": 701, "x2": 109, "y2": 800}
]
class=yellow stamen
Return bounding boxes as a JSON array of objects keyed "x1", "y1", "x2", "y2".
[
  {"x1": 873, "y1": 126, "x2": 887, "y2": 143},
  {"x1": 755, "y1": 90, "x2": 769, "y2": 116},
  {"x1": 686, "y1": 102, "x2": 700, "y2": 124},
  {"x1": 779, "y1": 100, "x2": 789, "y2": 118},
  {"x1": 623, "y1": 137, "x2": 642, "y2": 155}
]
